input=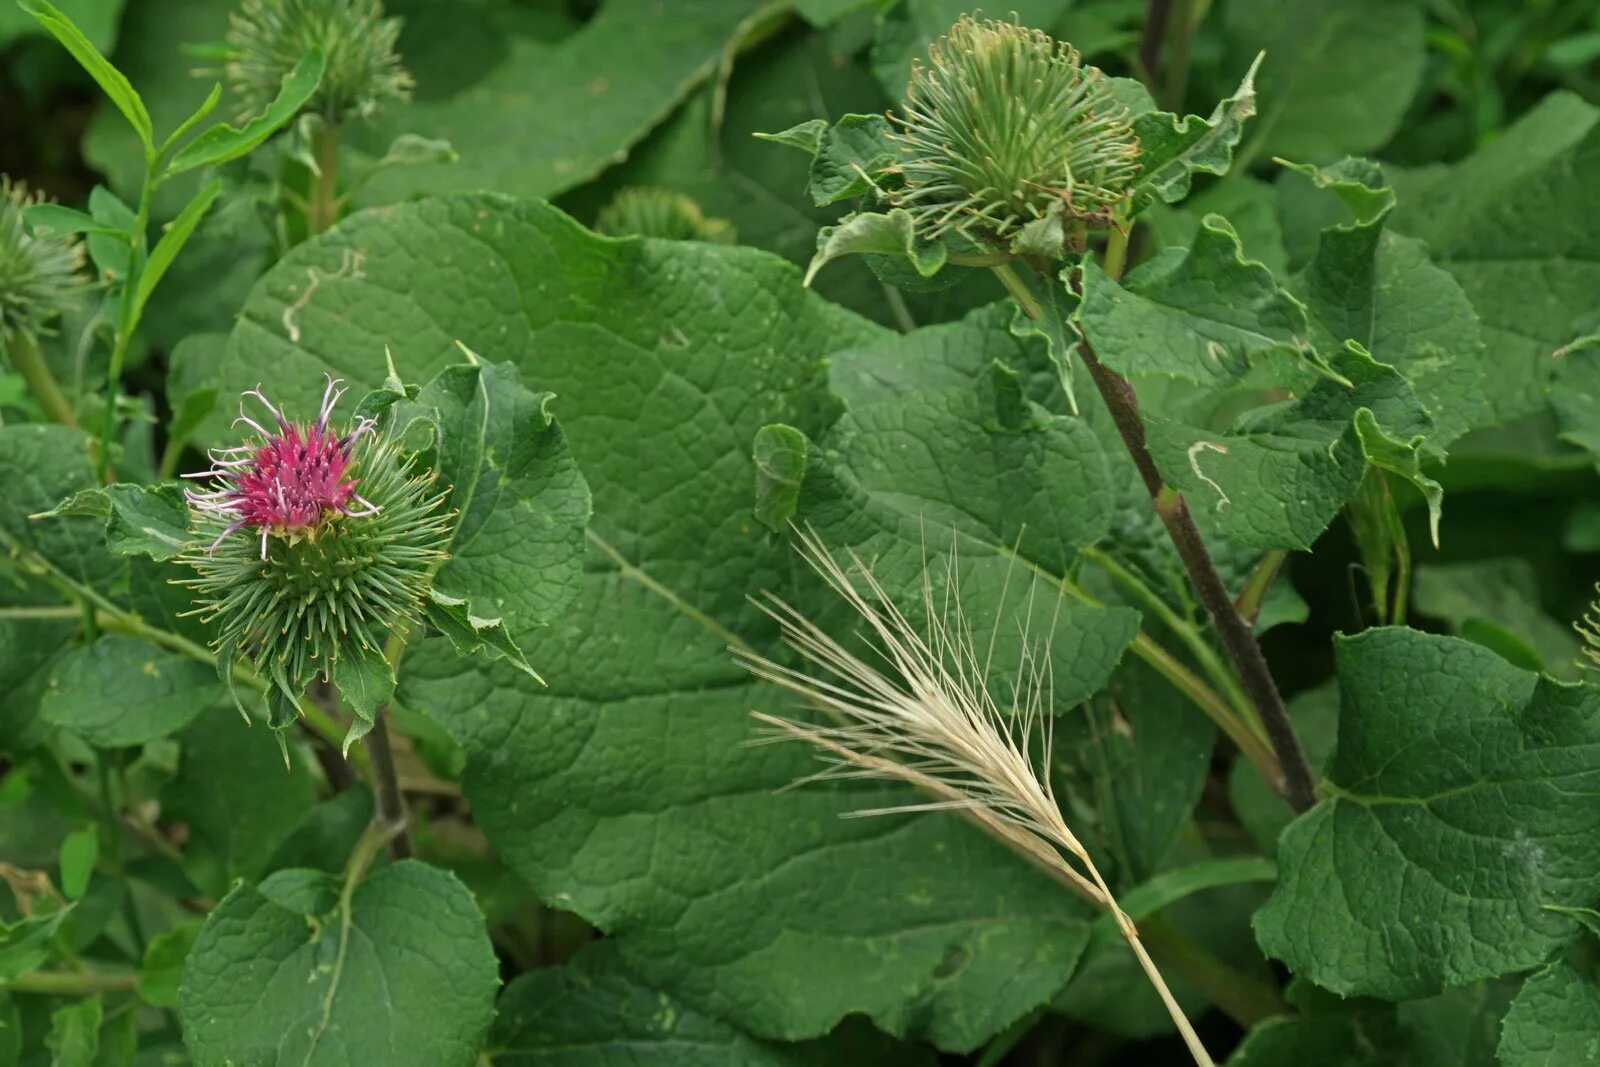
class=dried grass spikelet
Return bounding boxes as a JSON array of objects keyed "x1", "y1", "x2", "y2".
[{"x1": 735, "y1": 527, "x2": 1215, "y2": 1067}]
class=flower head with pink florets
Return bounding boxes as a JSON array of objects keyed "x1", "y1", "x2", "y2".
[
  {"x1": 177, "y1": 374, "x2": 451, "y2": 733},
  {"x1": 184, "y1": 376, "x2": 380, "y2": 558}
]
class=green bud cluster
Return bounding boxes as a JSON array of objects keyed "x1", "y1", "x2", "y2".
[
  {"x1": 891, "y1": 16, "x2": 1139, "y2": 248},
  {"x1": 223, "y1": 0, "x2": 412, "y2": 123},
  {"x1": 595, "y1": 187, "x2": 737, "y2": 245},
  {"x1": 0, "y1": 177, "x2": 87, "y2": 346}
]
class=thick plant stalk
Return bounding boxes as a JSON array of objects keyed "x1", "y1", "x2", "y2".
[
  {"x1": 1074, "y1": 336, "x2": 1318, "y2": 813},
  {"x1": 737, "y1": 529, "x2": 1217, "y2": 1067},
  {"x1": 8, "y1": 334, "x2": 77, "y2": 425},
  {"x1": 365, "y1": 708, "x2": 413, "y2": 859}
]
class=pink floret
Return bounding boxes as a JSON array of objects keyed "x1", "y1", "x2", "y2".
[{"x1": 185, "y1": 376, "x2": 379, "y2": 558}]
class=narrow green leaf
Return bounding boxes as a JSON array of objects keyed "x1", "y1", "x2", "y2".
[
  {"x1": 331, "y1": 644, "x2": 394, "y2": 756},
  {"x1": 44, "y1": 996, "x2": 100, "y2": 1067},
  {"x1": 0, "y1": 906, "x2": 72, "y2": 979},
  {"x1": 753, "y1": 117, "x2": 826, "y2": 155},
  {"x1": 20, "y1": 202, "x2": 118, "y2": 239},
  {"x1": 157, "y1": 81, "x2": 223, "y2": 160},
  {"x1": 165, "y1": 49, "x2": 326, "y2": 176},
  {"x1": 1085, "y1": 857, "x2": 1277, "y2": 956},
  {"x1": 130, "y1": 179, "x2": 223, "y2": 330},
  {"x1": 751, "y1": 424, "x2": 807, "y2": 532},
  {"x1": 57, "y1": 824, "x2": 97, "y2": 899},
  {"x1": 138, "y1": 919, "x2": 202, "y2": 1009},
  {"x1": 414, "y1": 358, "x2": 590, "y2": 651},
  {"x1": 20, "y1": 0, "x2": 152, "y2": 151},
  {"x1": 1130, "y1": 53, "x2": 1261, "y2": 209}
]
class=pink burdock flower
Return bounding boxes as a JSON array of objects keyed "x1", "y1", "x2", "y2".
[
  {"x1": 177, "y1": 373, "x2": 451, "y2": 741},
  {"x1": 184, "y1": 376, "x2": 379, "y2": 558}
]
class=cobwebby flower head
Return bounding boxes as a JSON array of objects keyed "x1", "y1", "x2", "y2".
[
  {"x1": 0, "y1": 176, "x2": 88, "y2": 345},
  {"x1": 890, "y1": 16, "x2": 1140, "y2": 249},
  {"x1": 223, "y1": 0, "x2": 412, "y2": 123},
  {"x1": 178, "y1": 376, "x2": 449, "y2": 717}
]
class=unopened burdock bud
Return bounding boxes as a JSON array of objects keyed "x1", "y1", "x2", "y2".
[
  {"x1": 0, "y1": 177, "x2": 87, "y2": 346},
  {"x1": 891, "y1": 17, "x2": 1139, "y2": 249},
  {"x1": 223, "y1": 0, "x2": 412, "y2": 123}
]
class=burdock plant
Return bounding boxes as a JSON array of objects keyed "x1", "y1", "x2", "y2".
[
  {"x1": 766, "y1": 16, "x2": 1317, "y2": 817},
  {"x1": 217, "y1": 0, "x2": 415, "y2": 235},
  {"x1": 0, "y1": 176, "x2": 87, "y2": 426},
  {"x1": 178, "y1": 375, "x2": 450, "y2": 743},
  {"x1": 890, "y1": 16, "x2": 1139, "y2": 252}
]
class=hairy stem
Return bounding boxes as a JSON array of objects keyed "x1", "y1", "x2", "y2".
[
  {"x1": 308, "y1": 123, "x2": 342, "y2": 236},
  {"x1": 364, "y1": 712, "x2": 412, "y2": 859},
  {"x1": 8, "y1": 333, "x2": 77, "y2": 425},
  {"x1": 1075, "y1": 338, "x2": 1317, "y2": 812}
]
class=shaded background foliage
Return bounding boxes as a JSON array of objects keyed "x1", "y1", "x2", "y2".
[{"x1": 6, "y1": 0, "x2": 1600, "y2": 1064}]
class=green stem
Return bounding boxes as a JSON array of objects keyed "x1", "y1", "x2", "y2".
[
  {"x1": 97, "y1": 754, "x2": 145, "y2": 955},
  {"x1": 0, "y1": 533, "x2": 368, "y2": 774},
  {"x1": 1141, "y1": 914, "x2": 1285, "y2": 1027},
  {"x1": 991, "y1": 262, "x2": 1043, "y2": 320},
  {"x1": 1103, "y1": 222, "x2": 1132, "y2": 283},
  {"x1": 7, "y1": 333, "x2": 77, "y2": 425},
  {"x1": 364, "y1": 711, "x2": 412, "y2": 859},
  {"x1": 1161, "y1": 0, "x2": 1199, "y2": 111},
  {"x1": 1084, "y1": 547, "x2": 1259, "y2": 733},
  {"x1": 308, "y1": 123, "x2": 342, "y2": 236},
  {"x1": 0, "y1": 605, "x2": 80, "y2": 620},
  {"x1": 98, "y1": 174, "x2": 153, "y2": 483},
  {"x1": 1, "y1": 968, "x2": 138, "y2": 996},
  {"x1": 1235, "y1": 550, "x2": 1286, "y2": 626}
]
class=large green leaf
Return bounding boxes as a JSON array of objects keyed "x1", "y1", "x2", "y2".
[
  {"x1": 1254, "y1": 628, "x2": 1600, "y2": 998},
  {"x1": 488, "y1": 943, "x2": 934, "y2": 1065},
  {"x1": 411, "y1": 360, "x2": 591, "y2": 651},
  {"x1": 0, "y1": 424, "x2": 123, "y2": 589},
  {"x1": 1225, "y1": 0, "x2": 1425, "y2": 164},
  {"x1": 39, "y1": 636, "x2": 221, "y2": 748},
  {"x1": 161, "y1": 712, "x2": 318, "y2": 898},
  {"x1": 1389, "y1": 92, "x2": 1600, "y2": 424},
  {"x1": 224, "y1": 193, "x2": 1101, "y2": 1050},
  {"x1": 180, "y1": 860, "x2": 498, "y2": 1067},
  {"x1": 1291, "y1": 160, "x2": 1490, "y2": 449},
  {"x1": 1076, "y1": 214, "x2": 1310, "y2": 386},
  {"x1": 359, "y1": 0, "x2": 773, "y2": 205},
  {"x1": 1499, "y1": 962, "x2": 1600, "y2": 1066},
  {"x1": 1145, "y1": 342, "x2": 1440, "y2": 550}
]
